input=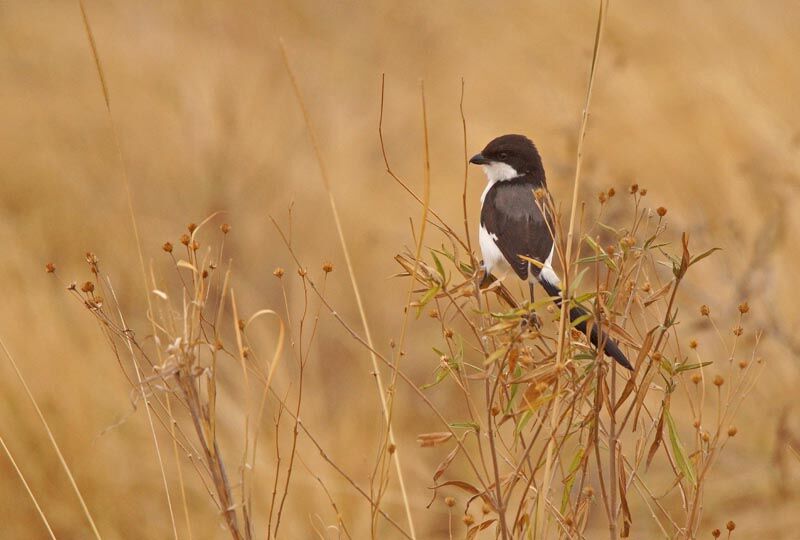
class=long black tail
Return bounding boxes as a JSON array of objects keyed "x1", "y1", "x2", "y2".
[{"x1": 538, "y1": 277, "x2": 633, "y2": 370}]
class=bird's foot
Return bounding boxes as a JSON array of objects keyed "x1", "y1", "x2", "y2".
[{"x1": 521, "y1": 311, "x2": 542, "y2": 329}]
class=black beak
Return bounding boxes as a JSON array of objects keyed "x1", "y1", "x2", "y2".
[{"x1": 469, "y1": 153, "x2": 490, "y2": 165}]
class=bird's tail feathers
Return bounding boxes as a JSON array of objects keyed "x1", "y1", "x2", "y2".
[{"x1": 537, "y1": 274, "x2": 633, "y2": 370}]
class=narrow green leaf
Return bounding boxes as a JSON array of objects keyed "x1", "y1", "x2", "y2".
[{"x1": 665, "y1": 409, "x2": 697, "y2": 485}]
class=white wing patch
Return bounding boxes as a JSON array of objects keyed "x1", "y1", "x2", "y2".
[
  {"x1": 479, "y1": 225, "x2": 511, "y2": 277},
  {"x1": 537, "y1": 245, "x2": 561, "y2": 289}
]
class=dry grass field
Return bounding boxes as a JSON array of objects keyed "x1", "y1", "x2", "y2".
[{"x1": 1, "y1": 1, "x2": 799, "y2": 538}]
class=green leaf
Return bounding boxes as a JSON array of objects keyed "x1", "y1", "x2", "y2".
[
  {"x1": 689, "y1": 247, "x2": 722, "y2": 268},
  {"x1": 675, "y1": 361, "x2": 713, "y2": 373},
  {"x1": 561, "y1": 447, "x2": 585, "y2": 513},
  {"x1": 449, "y1": 422, "x2": 480, "y2": 433},
  {"x1": 416, "y1": 284, "x2": 440, "y2": 317},
  {"x1": 665, "y1": 409, "x2": 697, "y2": 485},
  {"x1": 431, "y1": 251, "x2": 446, "y2": 282}
]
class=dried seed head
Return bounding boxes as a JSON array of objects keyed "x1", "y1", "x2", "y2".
[
  {"x1": 606, "y1": 244, "x2": 616, "y2": 256},
  {"x1": 45, "y1": 262, "x2": 56, "y2": 273},
  {"x1": 297, "y1": 267, "x2": 307, "y2": 277},
  {"x1": 180, "y1": 234, "x2": 191, "y2": 246},
  {"x1": 162, "y1": 242, "x2": 173, "y2": 253},
  {"x1": 322, "y1": 262, "x2": 334, "y2": 273},
  {"x1": 738, "y1": 302, "x2": 749, "y2": 314},
  {"x1": 712, "y1": 529, "x2": 721, "y2": 538},
  {"x1": 690, "y1": 339, "x2": 698, "y2": 349},
  {"x1": 702, "y1": 431, "x2": 710, "y2": 442},
  {"x1": 691, "y1": 373, "x2": 702, "y2": 384},
  {"x1": 387, "y1": 443, "x2": 396, "y2": 454},
  {"x1": 639, "y1": 188, "x2": 648, "y2": 196},
  {"x1": 607, "y1": 187, "x2": 616, "y2": 198},
  {"x1": 67, "y1": 282, "x2": 77, "y2": 291},
  {"x1": 187, "y1": 223, "x2": 197, "y2": 233},
  {"x1": 481, "y1": 502, "x2": 492, "y2": 515},
  {"x1": 582, "y1": 486, "x2": 594, "y2": 498},
  {"x1": 727, "y1": 426, "x2": 738, "y2": 437},
  {"x1": 273, "y1": 267, "x2": 285, "y2": 278},
  {"x1": 642, "y1": 281, "x2": 651, "y2": 292},
  {"x1": 220, "y1": 223, "x2": 231, "y2": 234},
  {"x1": 428, "y1": 308, "x2": 439, "y2": 319},
  {"x1": 201, "y1": 270, "x2": 209, "y2": 279},
  {"x1": 598, "y1": 191, "x2": 607, "y2": 204},
  {"x1": 564, "y1": 516, "x2": 574, "y2": 527},
  {"x1": 242, "y1": 347, "x2": 250, "y2": 358},
  {"x1": 657, "y1": 206, "x2": 667, "y2": 217},
  {"x1": 238, "y1": 319, "x2": 246, "y2": 331},
  {"x1": 215, "y1": 339, "x2": 224, "y2": 350},
  {"x1": 462, "y1": 514, "x2": 475, "y2": 526},
  {"x1": 81, "y1": 281, "x2": 95, "y2": 293},
  {"x1": 444, "y1": 328, "x2": 454, "y2": 338},
  {"x1": 190, "y1": 241, "x2": 200, "y2": 252},
  {"x1": 491, "y1": 404, "x2": 501, "y2": 416},
  {"x1": 732, "y1": 325, "x2": 743, "y2": 336},
  {"x1": 629, "y1": 183, "x2": 639, "y2": 194},
  {"x1": 693, "y1": 419, "x2": 701, "y2": 429},
  {"x1": 726, "y1": 521, "x2": 736, "y2": 532},
  {"x1": 652, "y1": 352, "x2": 663, "y2": 362},
  {"x1": 86, "y1": 252, "x2": 99, "y2": 274},
  {"x1": 738, "y1": 359, "x2": 748, "y2": 369},
  {"x1": 444, "y1": 496, "x2": 455, "y2": 507},
  {"x1": 713, "y1": 375, "x2": 724, "y2": 387},
  {"x1": 700, "y1": 304, "x2": 710, "y2": 316},
  {"x1": 389, "y1": 339, "x2": 396, "y2": 348},
  {"x1": 620, "y1": 236, "x2": 635, "y2": 249}
]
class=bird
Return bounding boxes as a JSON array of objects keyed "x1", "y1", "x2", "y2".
[{"x1": 469, "y1": 134, "x2": 632, "y2": 370}]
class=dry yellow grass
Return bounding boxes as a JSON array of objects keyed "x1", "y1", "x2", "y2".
[{"x1": 1, "y1": 1, "x2": 799, "y2": 538}]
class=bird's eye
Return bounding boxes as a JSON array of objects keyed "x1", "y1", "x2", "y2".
[{"x1": 500, "y1": 152, "x2": 508, "y2": 159}]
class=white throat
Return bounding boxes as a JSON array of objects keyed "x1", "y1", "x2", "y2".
[{"x1": 480, "y1": 161, "x2": 520, "y2": 203}]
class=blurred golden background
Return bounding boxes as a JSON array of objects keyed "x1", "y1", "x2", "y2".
[{"x1": 1, "y1": 1, "x2": 799, "y2": 538}]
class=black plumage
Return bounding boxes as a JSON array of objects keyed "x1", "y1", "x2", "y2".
[{"x1": 471, "y1": 134, "x2": 632, "y2": 370}]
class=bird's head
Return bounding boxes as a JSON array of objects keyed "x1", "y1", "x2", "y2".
[{"x1": 469, "y1": 134, "x2": 545, "y2": 183}]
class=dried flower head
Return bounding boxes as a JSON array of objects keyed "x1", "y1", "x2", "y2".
[
  {"x1": 190, "y1": 241, "x2": 200, "y2": 252},
  {"x1": 481, "y1": 502, "x2": 492, "y2": 515},
  {"x1": 201, "y1": 270, "x2": 209, "y2": 279},
  {"x1": 732, "y1": 326, "x2": 743, "y2": 336},
  {"x1": 620, "y1": 236, "x2": 635, "y2": 249},
  {"x1": 702, "y1": 432, "x2": 710, "y2": 442},
  {"x1": 738, "y1": 302, "x2": 749, "y2": 314},
  {"x1": 700, "y1": 304, "x2": 710, "y2": 316},
  {"x1": 606, "y1": 244, "x2": 616, "y2": 256},
  {"x1": 533, "y1": 188, "x2": 546, "y2": 201},
  {"x1": 689, "y1": 339, "x2": 698, "y2": 349},
  {"x1": 693, "y1": 419, "x2": 701, "y2": 429},
  {"x1": 607, "y1": 187, "x2": 616, "y2": 198},
  {"x1": 639, "y1": 188, "x2": 648, "y2": 196},
  {"x1": 180, "y1": 234, "x2": 191, "y2": 246},
  {"x1": 273, "y1": 267, "x2": 285, "y2": 278},
  {"x1": 81, "y1": 281, "x2": 95, "y2": 293},
  {"x1": 444, "y1": 496, "x2": 455, "y2": 508},
  {"x1": 162, "y1": 242, "x2": 173, "y2": 253},
  {"x1": 582, "y1": 486, "x2": 594, "y2": 498},
  {"x1": 629, "y1": 183, "x2": 639, "y2": 194},
  {"x1": 726, "y1": 521, "x2": 736, "y2": 532},
  {"x1": 713, "y1": 375, "x2": 724, "y2": 387},
  {"x1": 45, "y1": 262, "x2": 56, "y2": 273},
  {"x1": 598, "y1": 191, "x2": 607, "y2": 204},
  {"x1": 712, "y1": 529, "x2": 721, "y2": 538},
  {"x1": 691, "y1": 373, "x2": 702, "y2": 384},
  {"x1": 462, "y1": 514, "x2": 475, "y2": 526},
  {"x1": 220, "y1": 223, "x2": 231, "y2": 234},
  {"x1": 187, "y1": 223, "x2": 197, "y2": 233},
  {"x1": 322, "y1": 262, "x2": 334, "y2": 273},
  {"x1": 444, "y1": 328, "x2": 454, "y2": 338},
  {"x1": 428, "y1": 308, "x2": 440, "y2": 319},
  {"x1": 738, "y1": 359, "x2": 748, "y2": 369},
  {"x1": 387, "y1": 443, "x2": 396, "y2": 454},
  {"x1": 657, "y1": 206, "x2": 667, "y2": 217},
  {"x1": 727, "y1": 426, "x2": 738, "y2": 437},
  {"x1": 297, "y1": 267, "x2": 307, "y2": 277},
  {"x1": 642, "y1": 281, "x2": 651, "y2": 292}
]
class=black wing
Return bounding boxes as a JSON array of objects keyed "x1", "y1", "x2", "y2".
[{"x1": 481, "y1": 179, "x2": 554, "y2": 280}]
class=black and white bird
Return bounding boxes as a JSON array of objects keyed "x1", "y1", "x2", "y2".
[{"x1": 470, "y1": 134, "x2": 632, "y2": 370}]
